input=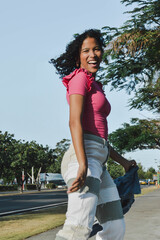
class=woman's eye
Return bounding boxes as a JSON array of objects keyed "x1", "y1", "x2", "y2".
[{"x1": 82, "y1": 50, "x2": 89, "y2": 53}]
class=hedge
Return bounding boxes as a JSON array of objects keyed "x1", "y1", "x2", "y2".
[
  {"x1": 0, "y1": 185, "x2": 18, "y2": 191},
  {"x1": 26, "y1": 184, "x2": 37, "y2": 190}
]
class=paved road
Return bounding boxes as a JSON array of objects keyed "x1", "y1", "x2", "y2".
[
  {"x1": 0, "y1": 190, "x2": 67, "y2": 215},
  {"x1": 26, "y1": 188, "x2": 160, "y2": 240}
]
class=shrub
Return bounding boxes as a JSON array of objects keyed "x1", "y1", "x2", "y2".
[
  {"x1": 26, "y1": 184, "x2": 37, "y2": 190},
  {"x1": 0, "y1": 185, "x2": 18, "y2": 191},
  {"x1": 46, "y1": 183, "x2": 56, "y2": 189}
]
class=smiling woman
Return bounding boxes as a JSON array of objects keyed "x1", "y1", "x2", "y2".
[
  {"x1": 50, "y1": 29, "x2": 136, "y2": 240},
  {"x1": 50, "y1": 29, "x2": 105, "y2": 78}
]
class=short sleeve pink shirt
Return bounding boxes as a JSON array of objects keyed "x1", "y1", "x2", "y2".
[{"x1": 62, "y1": 68, "x2": 111, "y2": 140}]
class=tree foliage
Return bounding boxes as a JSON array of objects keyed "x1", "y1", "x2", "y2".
[
  {"x1": 129, "y1": 80, "x2": 160, "y2": 113},
  {"x1": 47, "y1": 138, "x2": 70, "y2": 173},
  {"x1": 137, "y1": 163, "x2": 147, "y2": 179},
  {"x1": 109, "y1": 118, "x2": 160, "y2": 153},
  {"x1": 101, "y1": 0, "x2": 160, "y2": 113},
  {"x1": 0, "y1": 131, "x2": 17, "y2": 183},
  {"x1": 107, "y1": 157, "x2": 124, "y2": 179},
  {"x1": 146, "y1": 167, "x2": 157, "y2": 179},
  {"x1": 137, "y1": 163, "x2": 157, "y2": 179},
  {"x1": 0, "y1": 131, "x2": 56, "y2": 184},
  {"x1": 101, "y1": 0, "x2": 160, "y2": 161}
]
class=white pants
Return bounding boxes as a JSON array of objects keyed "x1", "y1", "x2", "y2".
[{"x1": 56, "y1": 135, "x2": 125, "y2": 240}]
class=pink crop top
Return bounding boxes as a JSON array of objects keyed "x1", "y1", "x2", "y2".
[{"x1": 62, "y1": 68, "x2": 111, "y2": 140}]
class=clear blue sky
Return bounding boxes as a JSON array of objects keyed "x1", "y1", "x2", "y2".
[{"x1": 0, "y1": 0, "x2": 159, "y2": 170}]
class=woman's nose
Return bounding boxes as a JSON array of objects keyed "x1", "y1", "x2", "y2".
[{"x1": 89, "y1": 50, "x2": 96, "y2": 57}]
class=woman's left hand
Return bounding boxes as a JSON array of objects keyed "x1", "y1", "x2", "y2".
[{"x1": 123, "y1": 159, "x2": 137, "y2": 172}]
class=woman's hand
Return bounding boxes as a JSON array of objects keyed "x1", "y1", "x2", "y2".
[
  {"x1": 67, "y1": 164, "x2": 88, "y2": 194},
  {"x1": 123, "y1": 159, "x2": 137, "y2": 172}
]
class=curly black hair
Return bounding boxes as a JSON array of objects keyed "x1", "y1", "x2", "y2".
[{"x1": 50, "y1": 29, "x2": 105, "y2": 78}]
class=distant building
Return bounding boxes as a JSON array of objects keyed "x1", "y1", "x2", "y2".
[{"x1": 40, "y1": 173, "x2": 66, "y2": 187}]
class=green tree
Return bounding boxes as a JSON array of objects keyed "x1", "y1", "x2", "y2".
[
  {"x1": 47, "y1": 138, "x2": 70, "y2": 173},
  {"x1": 100, "y1": 0, "x2": 160, "y2": 164},
  {"x1": 101, "y1": 0, "x2": 160, "y2": 110},
  {"x1": 11, "y1": 141, "x2": 55, "y2": 185},
  {"x1": 145, "y1": 167, "x2": 157, "y2": 179},
  {"x1": 109, "y1": 118, "x2": 160, "y2": 153},
  {"x1": 129, "y1": 81, "x2": 160, "y2": 113},
  {"x1": 137, "y1": 163, "x2": 146, "y2": 179},
  {"x1": 0, "y1": 131, "x2": 56, "y2": 185},
  {"x1": 148, "y1": 167, "x2": 157, "y2": 175},
  {"x1": 107, "y1": 157, "x2": 124, "y2": 179},
  {"x1": 0, "y1": 131, "x2": 17, "y2": 183}
]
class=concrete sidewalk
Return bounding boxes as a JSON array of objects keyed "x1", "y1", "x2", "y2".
[{"x1": 26, "y1": 188, "x2": 160, "y2": 240}]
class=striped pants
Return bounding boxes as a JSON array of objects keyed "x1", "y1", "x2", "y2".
[{"x1": 55, "y1": 134, "x2": 125, "y2": 240}]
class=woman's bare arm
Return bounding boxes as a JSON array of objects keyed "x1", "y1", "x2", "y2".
[
  {"x1": 68, "y1": 94, "x2": 88, "y2": 193},
  {"x1": 109, "y1": 144, "x2": 136, "y2": 172}
]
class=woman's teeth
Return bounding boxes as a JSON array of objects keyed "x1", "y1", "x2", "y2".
[{"x1": 88, "y1": 61, "x2": 97, "y2": 64}]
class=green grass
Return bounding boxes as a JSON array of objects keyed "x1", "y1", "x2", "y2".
[
  {"x1": 135, "y1": 185, "x2": 157, "y2": 197},
  {"x1": 0, "y1": 205, "x2": 67, "y2": 240}
]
